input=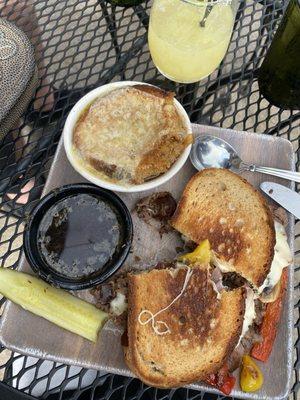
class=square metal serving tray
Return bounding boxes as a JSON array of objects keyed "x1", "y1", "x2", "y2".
[{"x1": 0, "y1": 124, "x2": 295, "y2": 400}]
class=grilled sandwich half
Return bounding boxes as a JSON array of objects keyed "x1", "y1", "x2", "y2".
[
  {"x1": 124, "y1": 264, "x2": 246, "y2": 388},
  {"x1": 171, "y1": 168, "x2": 291, "y2": 295}
]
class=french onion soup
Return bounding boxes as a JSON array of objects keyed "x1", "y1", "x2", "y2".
[{"x1": 73, "y1": 85, "x2": 192, "y2": 186}]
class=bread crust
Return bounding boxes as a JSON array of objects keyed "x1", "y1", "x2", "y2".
[
  {"x1": 171, "y1": 168, "x2": 275, "y2": 288},
  {"x1": 124, "y1": 267, "x2": 246, "y2": 388},
  {"x1": 132, "y1": 84, "x2": 175, "y2": 101}
]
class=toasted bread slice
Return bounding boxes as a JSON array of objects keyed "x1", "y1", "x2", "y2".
[
  {"x1": 171, "y1": 168, "x2": 275, "y2": 288},
  {"x1": 124, "y1": 265, "x2": 245, "y2": 388}
]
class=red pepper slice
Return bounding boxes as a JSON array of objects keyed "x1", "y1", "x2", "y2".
[
  {"x1": 205, "y1": 363, "x2": 236, "y2": 395},
  {"x1": 251, "y1": 269, "x2": 288, "y2": 362},
  {"x1": 219, "y1": 375, "x2": 236, "y2": 396}
]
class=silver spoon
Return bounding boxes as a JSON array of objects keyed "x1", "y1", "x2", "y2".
[{"x1": 190, "y1": 135, "x2": 300, "y2": 183}]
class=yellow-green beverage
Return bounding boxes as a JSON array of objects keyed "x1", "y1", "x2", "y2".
[{"x1": 148, "y1": 0, "x2": 236, "y2": 83}]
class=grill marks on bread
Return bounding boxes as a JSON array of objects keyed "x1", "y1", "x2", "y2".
[
  {"x1": 124, "y1": 266, "x2": 246, "y2": 388},
  {"x1": 171, "y1": 169, "x2": 275, "y2": 288},
  {"x1": 166, "y1": 268, "x2": 219, "y2": 345},
  {"x1": 124, "y1": 169, "x2": 277, "y2": 388}
]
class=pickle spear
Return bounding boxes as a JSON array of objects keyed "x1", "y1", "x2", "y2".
[{"x1": 0, "y1": 267, "x2": 108, "y2": 342}]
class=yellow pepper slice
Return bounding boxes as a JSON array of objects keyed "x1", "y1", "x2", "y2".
[
  {"x1": 240, "y1": 355, "x2": 264, "y2": 392},
  {"x1": 178, "y1": 239, "x2": 211, "y2": 265}
]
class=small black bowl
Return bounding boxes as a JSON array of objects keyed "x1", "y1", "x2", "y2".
[{"x1": 23, "y1": 183, "x2": 133, "y2": 290}]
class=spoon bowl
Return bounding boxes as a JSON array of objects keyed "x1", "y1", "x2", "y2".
[
  {"x1": 190, "y1": 135, "x2": 241, "y2": 171},
  {"x1": 190, "y1": 134, "x2": 300, "y2": 183}
]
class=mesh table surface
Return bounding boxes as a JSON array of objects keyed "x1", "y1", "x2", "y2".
[{"x1": 0, "y1": 0, "x2": 299, "y2": 399}]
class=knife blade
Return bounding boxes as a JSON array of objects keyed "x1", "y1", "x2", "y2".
[{"x1": 260, "y1": 182, "x2": 300, "y2": 220}]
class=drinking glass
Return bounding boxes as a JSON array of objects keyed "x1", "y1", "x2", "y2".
[{"x1": 148, "y1": 0, "x2": 238, "y2": 83}]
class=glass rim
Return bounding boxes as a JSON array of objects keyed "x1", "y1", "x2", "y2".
[{"x1": 181, "y1": 0, "x2": 232, "y2": 6}]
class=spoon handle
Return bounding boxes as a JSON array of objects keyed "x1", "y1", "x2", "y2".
[{"x1": 242, "y1": 163, "x2": 300, "y2": 183}]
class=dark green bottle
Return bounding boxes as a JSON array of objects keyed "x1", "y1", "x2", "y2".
[{"x1": 258, "y1": 0, "x2": 300, "y2": 109}]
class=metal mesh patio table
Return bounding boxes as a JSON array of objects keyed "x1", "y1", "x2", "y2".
[{"x1": 0, "y1": 0, "x2": 299, "y2": 399}]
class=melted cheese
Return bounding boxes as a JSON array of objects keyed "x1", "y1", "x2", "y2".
[
  {"x1": 211, "y1": 251, "x2": 235, "y2": 273},
  {"x1": 212, "y1": 222, "x2": 292, "y2": 294},
  {"x1": 210, "y1": 279, "x2": 221, "y2": 300},
  {"x1": 110, "y1": 292, "x2": 127, "y2": 316},
  {"x1": 258, "y1": 221, "x2": 292, "y2": 294},
  {"x1": 73, "y1": 86, "x2": 189, "y2": 184},
  {"x1": 241, "y1": 289, "x2": 256, "y2": 338},
  {"x1": 237, "y1": 289, "x2": 256, "y2": 346}
]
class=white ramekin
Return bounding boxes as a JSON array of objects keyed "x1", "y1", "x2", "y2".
[{"x1": 63, "y1": 81, "x2": 192, "y2": 193}]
